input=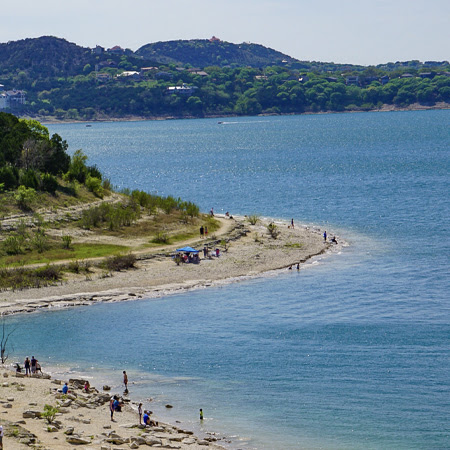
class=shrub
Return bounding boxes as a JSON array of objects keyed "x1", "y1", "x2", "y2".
[
  {"x1": 104, "y1": 254, "x2": 136, "y2": 271},
  {"x1": 0, "y1": 166, "x2": 19, "y2": 190},
  {"x1": 41, "y1": 173, "x2": 58, "y2": 194},
  {"x1": 267, "y1": 222, "x2": 280, "y2": 239},
  {"x1": 14, "y1": 186, "x2": 37, "y2": 210},
  {"x1": 152, "y1": 230, "x2": 170, "y2": 244},
  {"x1": 3, "y1": 235, "x2": 25, "y2": 255},
  {"x1": 248, "y1": 214, "x2": 260, "y2": 225},
  {"x1": 20, "y1": 169, "x2": 40, "y2": 189},
  {"x1": 85, "y1": 175, "x2": 104, "y2": 198},
  {"x1": 32, "y1": 230, "x2": 49, "y2": 253},
  {"x1": 34, "y1": 265, "x2": 61, "y2": 281},
  {"x1": 61, "y1": 235, "x2": 72, "y2": 249},
  {"x1": 87, "y1": 164, "x2": 102, "y2": 180},
  {"x1": 42, "y1": 404, "x2": 59, "y2": 424}
]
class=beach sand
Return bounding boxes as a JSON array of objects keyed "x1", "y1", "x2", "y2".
[
  {"x1": 0, "y1": 369, "x2": 226, "y2": 449},
  {"x1": 0, "y1": 216, "x2": 335, "y2": 316}
]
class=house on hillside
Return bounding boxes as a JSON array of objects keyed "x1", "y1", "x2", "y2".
[
  {"x1": 0, "y1": 92, "x2": 7, "y2": 109},
  {"x1": 92, "y1": 45, "x2": 105, "y2": 55},
  {"x1": 108, "y1": 45, "x2": 125, "y2": 55},
  {"x1": 166, "y1": 84, "x2": 198, "y2": 96},
  {"x1": 0, "y1": 89, "x2": 26, "y2": 110},
  {"x1": 117, "y1": 71, "x2": 141, "y2": 80},
  {"x1": 345, "y1": 76, "x2": 360, "y2": 86},
  {"x1": 96, "y1": 73, "x2": 111, "y2": 83}
]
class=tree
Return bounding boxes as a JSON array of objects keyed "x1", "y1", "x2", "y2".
[
  {"x1": 0, "y1": 317, "x2": 18, "y2": 364},
  {"x1": 67, "y1": 149, "x2": 88, "y2": 182}
]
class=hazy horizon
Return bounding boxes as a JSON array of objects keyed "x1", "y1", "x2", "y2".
[{"x1": 2, "y1": 0, "x2": 449, "y2": 66}]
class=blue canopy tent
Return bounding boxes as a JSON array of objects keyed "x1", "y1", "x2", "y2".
[
  {"x1": 175, "y1": 246, "x2": 200, "y2": 264},
  {"x1": 176, "y1": 246, "x2": 199, "y2": 253}
]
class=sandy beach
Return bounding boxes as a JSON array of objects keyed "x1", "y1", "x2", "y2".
[
  {"x1": 0, "y1": 216, "x2": 336, "y2": 316},
  {"x1": 0, "y1": 368, "x2": 227, "y2": 449}
]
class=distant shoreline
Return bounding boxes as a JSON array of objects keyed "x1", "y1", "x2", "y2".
[
  {"x1": 1, "y1": 216, "x2": 339, "y2": 317},
  {"x1": 37, "y1": 102, "x2": 449, "y2": 125}
]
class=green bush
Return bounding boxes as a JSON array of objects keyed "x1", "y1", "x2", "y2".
[
  {"x1": 85, "y1": 175, "x2": 104, "y2": 198},
  {"x1": 32, "y1": 230, "x2": 49, "y2": 253},
  {"x1": 248, "y1": 214, "x2": 260, "y2": 225},
  {"x1": 41, "y1": 173, "x2": 58, "y2": 193},
  {"x1": 14, "y1": 186, "x2": 37, "y2": 210},
  {"x1": 42, "y1": 404, "x2": 59, "y2": 424},
  {"x1": 104, "y1": 253, "x2": 136, "y2": 271},
  {"x1": 19, "y1": 169, "x2": 39, "y2": 189},
  {"x1": 0, "y1": 166, "x2": 19, "y2": 190},
  {"x1": 3, "y1": 235, "x2": 25, "y2": 255},
  {"x1": 61, "y1": 235, "x2": 72, "y2": 249},
  {"x1": 152, "y1": 230, "x2": 170, "y2": 244},
  {"x1": 267, "y1": 222, "x2": 280, "y2": 239}
]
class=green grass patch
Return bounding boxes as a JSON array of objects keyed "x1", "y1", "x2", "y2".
[
  {"x1": 0, "y1": 243, "x2": 128, "y2": 267},
  {"x1": 284, "y1": 242, "x2": 303, "y2": 249}
]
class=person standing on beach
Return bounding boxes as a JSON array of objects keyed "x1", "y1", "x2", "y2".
[
  {"x1": 200, "y1": 226, "x2": 204, "y2": 238},
  {"x1": 109, "y1": 397, "x2": 115, "y2": 421},
  {"x1": 323, "y1": 231, "x2": 327, "y2": 241},
  {"x1": 123, "y1": 371, "x2": 128, "y2": 391},
  {"x1": 200, "y1": 408, "x2": 204, "y2": 420},
  {"x1": 24, "y1": 357, "x2": 31, "y2": 376},
  {"x1": 291, "y1": 218, "x2": 295, "y2": 228},
  {"x1": 31, "y1": 356, "x2": 37, "y2": 374},
  {"x1": 138, "y1": 403, "x2": 143, "y2": 424}
]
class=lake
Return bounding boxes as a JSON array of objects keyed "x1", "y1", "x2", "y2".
[{"x1": 6, "y1": 110, "x2": 449, "y2": 449}]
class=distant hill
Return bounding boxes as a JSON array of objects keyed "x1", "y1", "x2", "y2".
[
  {"x1": 0, "y1": 36, "x2": 91, "y2": 77},
  {"x1": 136, "y1": 39, "x2": 299, "y2": 68}
]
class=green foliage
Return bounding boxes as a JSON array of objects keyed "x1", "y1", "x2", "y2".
[
  {"x1": 247, "y1": 214, "x2": 260, "y2": 225},
  {"x1": 14, "y1": 185, "x2": 37, "y2": 209},
  {"x1": 32, "y1": 230, "x2": 49, "y2": 253},
  {"x1": 267, "y1": 222, "x2": 280, "y2": 239},
  {"x1": 3, "y1": 235, "x2": 25, "y2": 255},
  {"x1": 42, "y1": 404, "x2": 59, "y2": 424},
  {"x1": 67, "y1": 149, "x2": 88, "y2": 183},
  {"x1": 0, "y1": 265, "x2": 62, "y2": 291},
  {"x1": 19, "y1": 169, "x2": 39, "y2": 189},
  {"x1": 41, "y1": 173, "x2": 59, "y2": 193},
  {"x1": 0, "y1": 166, "x2": 19, "y2": 190},
  {"x1": 85, "y1": 175, "x2": 104, "y2": 198},
  {"x1": 80, "y1": 202, "x2": 140, "y2": 230},
  {"x1": 152, "y1": 230, "x2": 170, "y2": 244},
  {"x1": 104, "y1": 253, "x2": 136, "y2": 271},
  {"x1": 61, "y1": 235, "x2": 72, "y2": 249}
]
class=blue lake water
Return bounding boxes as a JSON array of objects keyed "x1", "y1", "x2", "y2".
[{"x1": 6, "y1": 111, "x2": 450, "y2": 449}]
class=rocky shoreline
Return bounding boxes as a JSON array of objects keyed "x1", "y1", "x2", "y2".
[{"x1": 0, "y1": 369, "x2": 226, "y2": 449}]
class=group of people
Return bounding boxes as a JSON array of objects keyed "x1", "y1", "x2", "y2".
[
  {"x1": 138, "y1": 404, "x2": 159, "y2": 426},
  {"x1": 199, "y1": 225, "x2": 209, "y2": 238},
  {"x1": 323, "y1": 231, "x2": 338, "y2": 244},
  {"x1": 19, "y1": 356, "x2": 43, "y2": 376}
]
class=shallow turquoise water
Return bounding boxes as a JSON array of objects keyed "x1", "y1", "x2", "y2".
[{"x1": 7, "y1": 110, "x2": 450, "y2": 449}]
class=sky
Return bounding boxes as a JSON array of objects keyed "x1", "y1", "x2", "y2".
[{"x1": 2, "y1": 0, "x2": 449, "y2": 66}]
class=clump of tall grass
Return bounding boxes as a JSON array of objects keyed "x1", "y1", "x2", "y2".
[
  {"x1": 103, "y1": 253, "x2": 136, "y2": 271},
  {"x1": 247, "y1": 214, "x2": 260, "y2": 225},
  {"x1": 267, "y1": 222, "x2": 280, "y2": 239},
  {"x1": 0, "y1": 265, "x2": 62, "y2": 291},
  {"x1": 80, "y1": 201, "x2": 140, "y2": 230}
]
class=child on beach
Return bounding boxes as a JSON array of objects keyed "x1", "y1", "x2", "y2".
[
  {"x1": 123, "y1": 371, "x2": 128, "y2": 391},
  {"x1": 138, "y1": 403, "x2": 143, "y2": 424}
]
